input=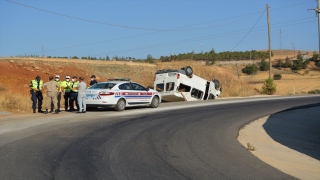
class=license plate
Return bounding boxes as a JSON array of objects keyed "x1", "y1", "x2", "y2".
[{"x1": 86, "y1": 94, "x2": 96, "y2": 98}]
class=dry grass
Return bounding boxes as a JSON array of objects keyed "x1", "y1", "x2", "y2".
[
  {"x1": 216, "y1": 60, "x2": 320, "y2": 95},
  {"x1": 1, "y1": 57, "x2": 319, "y2": 113}
]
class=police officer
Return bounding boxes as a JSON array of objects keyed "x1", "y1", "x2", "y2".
[
  {"x1": 69, "y1": 76, "x2": 80, "y2": 111},
  {"x1": 90, "y1": 75, "x2": 98, "y2": 86},
  {"x1": 50, "y1": 75, "x2": 62, "y2": 112},
  {"x1": 43, "y1": 76, "x2": 60, "y2": 114},
  {"x1": 30, "y1": 75, "x2": 44, "y2": 113},
  {"x1": 61, "y1": 75, "x2": 71, "y2": 111}
]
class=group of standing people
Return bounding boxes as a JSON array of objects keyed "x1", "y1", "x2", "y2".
[{"x1": 30, "y1": 74, "x2": 98, "y2": 114}]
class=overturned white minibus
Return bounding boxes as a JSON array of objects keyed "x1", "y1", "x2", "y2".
[{"x1": 154, "y1": 66, "x2": 221, "y2": 102}]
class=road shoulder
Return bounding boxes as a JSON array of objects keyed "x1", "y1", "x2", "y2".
[{"x1": 238, "y1": 106, "x2": 320, "y2": 180}]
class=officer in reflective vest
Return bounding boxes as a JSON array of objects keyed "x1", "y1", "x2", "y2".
[
  {"x1": 61, "y1": 75, "x2": 71, "y2": 111},
  {"x1": 30, "y1": 75, "x2": 44, "y2": 113},
  {"x1": 50, "y1": 75, "x2": 62, "y2": 112},
  {"x1": 69, "y1": 76, "x2": 80, "y2": 111}
]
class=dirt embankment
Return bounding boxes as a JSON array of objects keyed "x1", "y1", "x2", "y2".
[
  {"x1": 1, "y1": 57, "x2": 319, "y2": 113},
  {"x1": 0, "y1": 58, "x2": 158, "y2": 113},
  {"x1": 0, "y1": 58, "x2": 249, "y2": 113}
]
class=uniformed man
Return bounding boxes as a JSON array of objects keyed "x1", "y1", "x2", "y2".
[
  {"x1": 89, "y1": 75, "x2": 98, "y2": 87},
  {"x1": 50, "y1": 75, "x2": 62, "y2": 112},
  {"x1": 30, "y1": 75, "x2": 44, "y2": 113},
  {"x1": 69, "y1": 76, "x2": 80, "y2": 111},
  {"x1": 43, "y1": 76, "x2": 60, "y2": 114},
  {"x1": 61, "y1": 75, "x2": 71, "y2": 111}
]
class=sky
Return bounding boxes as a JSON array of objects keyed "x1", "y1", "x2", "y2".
[{"x1": 0, "y1": 0, "x2": 318, "y2": 59}]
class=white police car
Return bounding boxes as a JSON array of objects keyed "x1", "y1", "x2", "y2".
[{"x1": 85, "y1": 78, "x2": 161, "y2": 111}]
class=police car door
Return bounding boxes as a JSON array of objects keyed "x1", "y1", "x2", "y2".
[
  {"x1": 118, "y1": 83, "x2": 136, "y2": 105},
  {"x1": 130, "y1": 82, "x2": 151, "y2": 104}
]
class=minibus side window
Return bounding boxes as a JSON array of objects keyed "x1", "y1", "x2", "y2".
[
  {"x1": 178, "y1": 83, "x2": 191, "y2": 92},
  {"x1": 191, "y1": 88, "x2": 203, "y2": 100},
  {"x1": 166, "y1": 82, "x2": 175, "y2": 91},
  {"x1": 156, "y1": 84, "x2": 164, "y2": 92}
]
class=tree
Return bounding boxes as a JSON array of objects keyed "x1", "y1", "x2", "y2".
[
  {"x1": 312, "y1": 51, "x2": 319, "y2": 61},
  {"x1": 106, "y1": 55, "x2": 110, "y2": 60},
  {"x1": 275, "y1": 59, "x2": 282, "y2": 68},
  {"x1": 259, "y1": 58, "x2": 270, "y2": 71},
  {"x1": 261, "y1": 78, "x2": 277, "y2": 95},
  {"x1": 242, "y1": 64, "x2": 258, "y2": 75},
  {"x1": 284, "y1": 56, "x2": 292, "y2": 68},
  {"x1": 147, "y1": 54, "x2": 153, "y2": 60},
  {"x1": 147, "y1": 54, "x2": 155, "y2": 63},
  {"x1": 292, "y1": 52, "x2": 304, "y2": 70}
]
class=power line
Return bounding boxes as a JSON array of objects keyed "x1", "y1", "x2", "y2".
[
  {"x1": 5, "y1": 0, "x2": 259, "y2": 31},
  {"x1": 230, "y1": 10, "x2": 266, "y2": 51},
  {"x1": 91, "y1": 20, "x2": 316, "y2": 56},
  {"x1": 5, "y1": 0, "x2": 315, "y2": 31},
  {"x1": 30, "y1": 16, "x2": 315, "y2": 55},
  {"x1": 25, "y1": 18, "x2": 316, "y2": 57}
]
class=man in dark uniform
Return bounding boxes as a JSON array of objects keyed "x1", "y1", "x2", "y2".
[
  {"x1": 61, "y1": 75, "x2": 71, "y2": 111},
  {"x1": 90, "y1": 75, "x2": 98, "y2": 87},
  {"x1": 69, "y1": 76, "x2": 80, "y2": 111},
  {"x1": 30, "y1": 75, "x2": 44, "y2": 113}
]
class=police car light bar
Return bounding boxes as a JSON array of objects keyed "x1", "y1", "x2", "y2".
[{"x1": 108, "y1": 78, "x2": 131, "y2": 81}]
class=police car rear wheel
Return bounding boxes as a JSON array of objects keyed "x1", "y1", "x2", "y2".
[
  {"x1": 115, "y1": 99, "x2": 126, "y2": 111},
  {"x1": 149, "y1": 96, "x2": 159, "y2": 108}
]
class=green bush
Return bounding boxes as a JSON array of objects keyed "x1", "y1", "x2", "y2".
[
  {"x1": 259, "y1": 59, "x2": 270, "y2": 71},
  {"x1": 261, "y1": 78, "x2": 277, "y2": 95},
  {"x1": 308, "y1": 89, "x2": 320, "y2": 94},
  {"x1": 242, "y1": 64, "x2": 258, "y2": 75},
  {"x1": 273, "y1": 74, "x2": 282, "y2": 80}
]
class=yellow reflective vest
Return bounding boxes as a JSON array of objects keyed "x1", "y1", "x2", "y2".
[
  {"x1": 30, "y1": 80, "x2": 43, "y2": 92},
  {"x1": 61, "y1": 80, "x2": 72, "y2": 93},
  {"x1": 70, "y1": 81, "x2": 79, "y2": 92},
  {"x1": 55, "y1": 80, "x2": 62, "y2": 92}
]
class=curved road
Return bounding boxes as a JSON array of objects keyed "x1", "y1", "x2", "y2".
[{"x1": 0, "y1": 95, "x2": 319, "y2": 179}]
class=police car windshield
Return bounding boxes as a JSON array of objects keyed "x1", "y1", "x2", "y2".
[{"x1": 89, "y1": 83, "x2": 116, "y2": 89}]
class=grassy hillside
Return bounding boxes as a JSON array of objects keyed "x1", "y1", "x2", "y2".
[{"x1": 0, "y1": 57, "x2": 319, "y2": 113}]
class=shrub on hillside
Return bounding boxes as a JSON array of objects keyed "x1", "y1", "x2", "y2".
[
  {"x1": 273, "y1": 74, "x2": 282, "y2": 80},
  {"x1": 312, "y1": 51, "x2": 319, "y2": 61},
  {"x1": 283, "y1": 56, "x2": 292, "y2": 68},
  {"x1": 242, "y1": 64, "x2": 258, "y2": 75},
  {"x1": 308, "y1": 89, "x2": 320, "y2": 94},
  {"x1": 261, "y1": 78, "x2": 277, "y2": 95},
  {"x1": 259, "y1": 59, "x2": 270, "y2": 71}
]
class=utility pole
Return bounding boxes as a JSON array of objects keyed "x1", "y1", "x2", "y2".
[
  {"x1": 267, "y1": 4, "x2": 272, "y2": 79},
  {"x1": 191, "y1": 50, "x2": 194, "y2": 61},
  {"x1": 292, "y1": 42, "x2": 294, "y2": 56},
  {"x1": 308, "y1": 0, "x2": 320, "y2": 54},
  {"x1": 42, "y1": 46, "x2": 44, "y2": 58},
  {"x1": 280, "y1": 29, "x2": 282, "y2": 57}
]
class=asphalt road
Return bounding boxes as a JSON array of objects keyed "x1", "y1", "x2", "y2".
[{"x1": 0, "y1": 95, "x2": 319, "y2": 180}]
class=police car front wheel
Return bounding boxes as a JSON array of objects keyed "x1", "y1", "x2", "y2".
[{"x1": 149, "y1": 96, "x2": 159, "y2": 108}]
